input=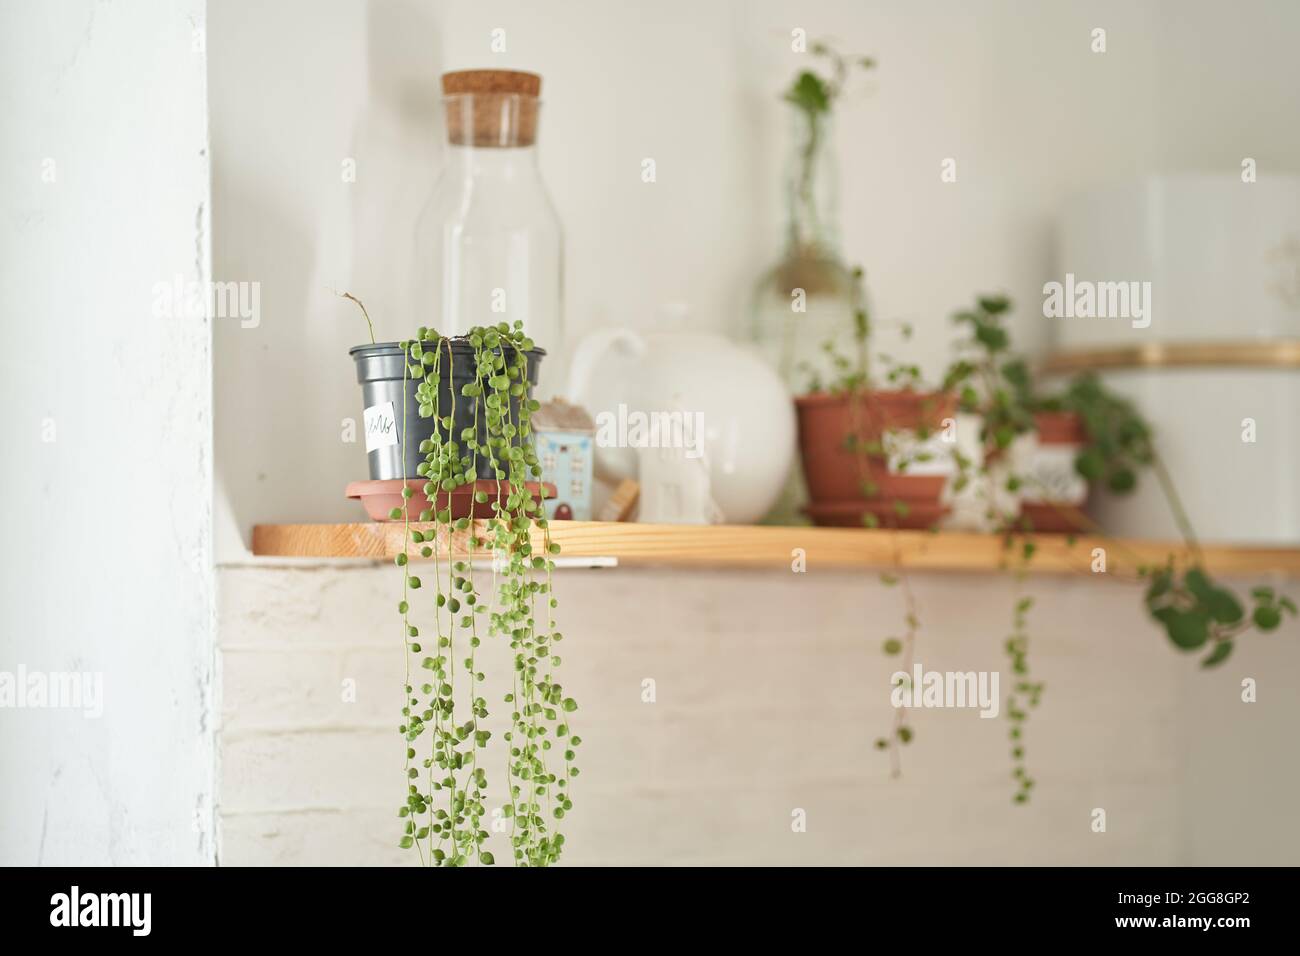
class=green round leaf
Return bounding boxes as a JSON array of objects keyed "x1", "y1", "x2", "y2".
[
  {"x1": 1254, "y1": 604, "x2": 1282, "y2": 632},
  {"x1": 1161, "y1": 608, "x2": 1209, "y2": 650}
]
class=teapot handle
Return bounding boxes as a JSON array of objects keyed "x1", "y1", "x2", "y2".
[{"x1": 565, "y1": 327, "x2": 647, "y2": 407}]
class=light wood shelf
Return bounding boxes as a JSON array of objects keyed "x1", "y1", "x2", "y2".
[{"x1": 250, "y1": 521, "x2": 1300, "y2": 577}]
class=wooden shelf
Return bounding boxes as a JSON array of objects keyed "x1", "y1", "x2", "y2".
[{"x1": 250, "y1": 521, "x2": 1300, "y2": 577}]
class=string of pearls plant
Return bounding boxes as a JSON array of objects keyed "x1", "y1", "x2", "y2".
[{"x1": 392, "y1": 321, "x2": 579, "y2": 867}]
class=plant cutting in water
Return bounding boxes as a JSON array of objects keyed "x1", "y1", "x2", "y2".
[
  {"x1": 343, "y1": 299, "x2": 580, "y2": 867},
  {"x1": 783, "y1": 42, "x2": 875, "y2": 256},
  {"x1": 750, "y1": 42, "x2": 878, "y2": 390}
]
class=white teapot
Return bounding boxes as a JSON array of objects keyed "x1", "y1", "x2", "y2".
[{"x1": 566, "y1": 318, "x2": 795, "y2": 525}]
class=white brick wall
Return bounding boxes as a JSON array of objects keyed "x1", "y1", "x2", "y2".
[{"x1": 217, "y1": 564, "x2": 1300, "y2": 866}]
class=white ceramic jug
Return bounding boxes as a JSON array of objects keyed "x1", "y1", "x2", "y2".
[{"x1": 566, "y1": 324, "x2": 795, "y2": 524}]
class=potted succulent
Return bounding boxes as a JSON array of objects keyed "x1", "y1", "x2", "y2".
[
  {"x1": 346, "y1": 336, "x2": 553, "y2": 521},
  {"x1": 390, "y1": 322, "x2": 581, "y2": 868},
  {"x1": 344, "y1": 293, "x2": 554, "y2": 522},
  {"x1": 344, "y1": 297, "x2": 581, "y2": 867},
  {"x1": 795, "y1": 268, "x2": 955, "y2": 529}
]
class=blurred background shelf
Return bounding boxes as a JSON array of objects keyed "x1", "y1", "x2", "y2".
[{"x1": 250, "y1": 521, "x2": 1300, "y2": 576}]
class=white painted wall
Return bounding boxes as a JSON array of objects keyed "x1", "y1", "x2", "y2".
[
  {"x1": 0, "y1": 0, "x2": 214, "y2": 864},
  {"x1": 219, "y1": 564, "x2": 1300, "y2": 865}
]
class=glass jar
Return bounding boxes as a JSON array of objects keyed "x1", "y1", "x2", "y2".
[
  {"x1": 748, "y1": 104, "x2": 857, "y2": 391},
  {"x1": 414, "y1": 70, "x2": 565, "y2": 396}
]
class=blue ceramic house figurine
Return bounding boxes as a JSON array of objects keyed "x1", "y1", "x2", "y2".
[{"x1": 532, "y1": 399, "x2": 596, "y2": 521}]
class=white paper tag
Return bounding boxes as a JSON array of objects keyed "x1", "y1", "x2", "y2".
[
  {"x1": 364, "y1": 401, "x2": 399, "y2": 454},
  {"x1": 1020, "y1": 443, "x2": 1088, "y2": 504}
]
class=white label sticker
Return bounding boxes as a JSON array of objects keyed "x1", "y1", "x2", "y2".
[
  {"x1": 1020, "y1": 443, "x2": 1088, "y2": 504},
  {"x1": 364, "y1": 401, "x2": 398, "y2": 453}
]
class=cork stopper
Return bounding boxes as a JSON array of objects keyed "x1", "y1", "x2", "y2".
[{"x1": 442, "y1": 70, "x2": 542, "y2": 147}]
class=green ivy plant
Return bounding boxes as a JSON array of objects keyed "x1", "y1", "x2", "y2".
[
  {"x1": 943, "y1": 294, "x2": 1296, "y2": 659},
  {"x1": 389, "y1": 320, "x2": 580, "y2": 867},
  {"x1": 1052, "y1": 373, "x2": 1296, "y2": 666},
  {"x1": 942, "y1": 293, "x2": 1296, "y2": 799}
]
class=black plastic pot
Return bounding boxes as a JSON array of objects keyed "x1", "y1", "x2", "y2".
[{"x1": 350, "y1": 340, "x2": 544, "y2": 480}]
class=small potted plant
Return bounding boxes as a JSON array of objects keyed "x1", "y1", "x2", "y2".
[
  {"x1": 794, "y1": 268, "x2": 955, "y2": 529},
  {"x1": 343, "y1": 295, "x2": 553, "y2": 522},
  {"x1": 334, "y1": 297, "x2": 582, "y2": 866}
]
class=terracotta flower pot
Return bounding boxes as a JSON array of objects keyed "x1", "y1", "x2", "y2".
[
  {"x1": 346, "y1": 479, "x2": 555, "y2": 523},
  {"x1": 794, "y1": 389, "x2": 955, "y2": 529},
  {"x1": 1018, "y1": 411, "x2": 1089, "y2": 533}
]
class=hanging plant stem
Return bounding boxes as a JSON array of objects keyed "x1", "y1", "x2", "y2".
[
  {"x1": 875, "y1": 530, "x2": 919, "y2": 776},
  {"x1": 391, "y1": 321, "x2": 579, "y2": 867},
  {"x1": 1150, "y1": 452, "x2": 1202, "y2": 564},
  {"x1": 1002, "y1": 545, "x2": 1041, "y2": 804}
]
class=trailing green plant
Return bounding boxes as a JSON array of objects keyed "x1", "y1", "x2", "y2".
[
  {"x1": 796, "y1": 269, "x2": 935, "y2": 771},
  {"x1": 1142, "y1": 564, "x2": 1295, "y2": 668},
  {"x1": 386, "y1": 319, "x2": 579, "y2": 867},
  {"x1": 940, "y1": 293, "x2": 1297, "y2": 798},
  {"x1": 1002, "y1": 556, "x2": 1042, "y2": 803},
  {"x1": 943, "y1": 294, "x2": 1295, "y2": 654},
  {"x1": 874, "y1": 558, "x2": 919, "y2": 775},
  {"x1": 1047, "y1": 373, "x2": 1296, "y2": 661}
]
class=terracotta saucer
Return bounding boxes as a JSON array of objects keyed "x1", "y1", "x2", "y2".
[
  {"x1": 1017, "y1": 503, "x2": 1089, "y2": 534},
  {"x1": 346, "y1": 479, "x2": 555, "y2": 522}
]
